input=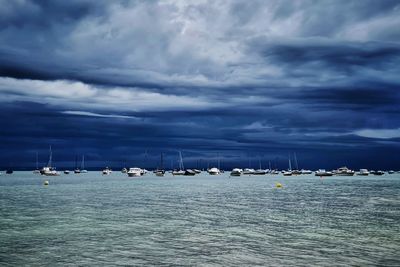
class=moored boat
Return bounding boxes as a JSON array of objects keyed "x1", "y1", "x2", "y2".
[
  {"x1": 74, "y1": 155, "x2": 81, "y2": 173},
  {"x1": 282, "y1": 155, "x2": 293, "y2": 176},
  {"x1": 292, "y1": 169, "x2": 302, "y2": 175},
  {"x1": 242, "y1": 168, "x2": 255, "y2": 175},
  {"x1": 33, "y1": 152, "x2": 40, "y2": 174},
  {"x1": 155, "y1": 170, "x2": 165, "y2": 176},
  {"x1": 42, "y1": 167, "x2": 60, "y2": 176},
  {"x1": 172, "y1": 151, "x2": 185, "y2": 176},
  {"x1": 357, "y1": 169, "x2": 369, "y2": 176},
  {"x1": 102, "y1": 167, "x2": 112, "y2": 175},
  {"x1": 270, "y1": 169, "x2": 279, "y2": 175},
  {"x1": 80, "y1": 155, "x2": 88, "y2": 173},
  {"x1": 230, "y1": 168, "x2": 242, "y2": 176},
  {"x1": 172, "y1": 169, "x2": 185, "y2": 175},
  {"x1": 184, "y1": 169, "x2": 196, "y2": 176},
  {"x1": 127, "y1": 167, "x2": 142, "y2": 177},
  {"x1": 283, "y1": 170, "x2": 292, "y2": 176},
  {"x1": 253, "y1": 160, "x2": 266, "y2": 175},
  {"x1": 208, "y1": 167, "x2": 220, "y2": 175},
  {"x1": 291, "y1": 153, "x2": 301, "y2": 175},
  {"x1": 315, "y1": 169, "x2": 333, "y2": 176},
  {"x1": 155, "y1": 153, "x2": 165, "y2": 177},
  {"x1": 40, "y1": 146, "x2": 60, "y2": 176},
  {"x1": 335, "y1": 166, "x2": 355, "y2": 176},
  {"x1": 254, "y1": 169, "x2": 266, "y2": 175}
]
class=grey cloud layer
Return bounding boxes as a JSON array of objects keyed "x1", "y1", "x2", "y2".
[{"x1": 2, "y1": 0, "x2": 399, "y2": 87}]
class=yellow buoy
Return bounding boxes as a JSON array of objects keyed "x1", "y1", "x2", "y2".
[
  {"x1": 44, "y1": 180, "x2": 49, "y2": 186},
  {"x1": 276, "y1": 182, "x2": 283, "y2": 188}
]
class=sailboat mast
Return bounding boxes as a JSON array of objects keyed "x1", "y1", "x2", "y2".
[
  {"x1": 47, "y1": 146, "x2": 52, "y2": 167},
  {"x1": 144, "y1": 150, "x2": 148, "y2": 169},
  {"x1": 288, "y1": 154, "x2": 292, "y2": 171},
  {"x1": 81, "y1": 155, "x2": 85, "y2": 169},
  {"x1": 294, "y1": 152, "x2": 299, "y2": 170},
  {"x1": 36, "y1": 151, "x2": 39, "y2": 169},
  {"x1": 179, "y1": 151, "x2": 184, "y2": 170}
]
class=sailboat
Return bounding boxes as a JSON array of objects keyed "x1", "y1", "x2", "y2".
[
  {"x1": 172, "y1": 152, "x2": 196, "y2": 176},
  {"x1": 121, "y1": 159, "x2": 127, "y2": 173},
  {"x1": 193, "y1": 159, "x2": 201, "y2": 174},
  {"x1": 155, "y1": 153, "x2": 165, "y2": 177},
  {"x1": 218, "y1": 155, "x2": 224, "y2": 173},
  {"x1": 40, "y1": 146, "x2": 60, "y2": 176},
  {"x1": 283, "y1": 154, "x2": 293, "y2": 176},
  {"x1": 208, "y1": 154, "x2": 221, "y2": 175},
  {"x1": 243, "y1": 154, "x2": 255, "y2": 175},
  {"x1": 81, "y1": 155, "x2": 88, "y2": 173},
  {"x1": 33, "y1": 152, "x2": 40, "y2": 174},
  {"x1": 254, "y1": 159, "x2": 266, "y2": 175},
  {"x1": 74, "y1": 155, "x2": 81, "y2": 173},
  {"x1": 270, "y1": 159, "x2": 279, "y2": 174},
  {"x1": 102, "y1": 167, "x2": 112, "y2": 175},
  {"x1": 172, "y1": 151, "x2": 185, "y2": 175},
  {"x1": 292, "y1": 153, "x2": 302, "y2": 175}
]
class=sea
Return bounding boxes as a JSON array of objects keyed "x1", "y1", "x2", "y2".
[{"x1": 0, "y1": 171, "x2": 399, "y2": 266}]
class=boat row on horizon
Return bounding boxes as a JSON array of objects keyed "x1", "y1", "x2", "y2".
[
  {"x1": 1, "y1": 166, "x2": 399, "y2": 177},
  {"x1": 2, "y1": 148, "x2": 398, "y2": 177}
]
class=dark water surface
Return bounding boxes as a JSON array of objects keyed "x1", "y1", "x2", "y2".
[{"x1": 1, "y1": 172, "x2": 399, "y2": 266}]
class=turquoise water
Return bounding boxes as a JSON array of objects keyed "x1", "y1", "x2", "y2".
[{"x1": 0, "y1": 172, "x2": 399, "y2": 266}]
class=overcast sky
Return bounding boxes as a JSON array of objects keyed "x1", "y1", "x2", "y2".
[{"x1": 1, "y1": 0, "x2": 399, "y2": 170}]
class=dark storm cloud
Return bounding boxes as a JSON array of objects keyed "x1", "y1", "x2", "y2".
[
  {"x1": 263, "y1": 42, "x2": 400, "y2": 70},
  {"x1": 0, "y1": 0, "x2": 100, "y2": 29},
  {"x1": 302, "y1": 87, "x2": 399, "y2": 107},
  {"x1": 0, "y1": 0, "x2": 399, "y2": 169}
]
